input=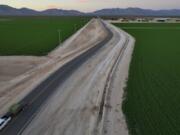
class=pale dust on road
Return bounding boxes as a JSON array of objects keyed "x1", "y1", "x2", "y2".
[{"x1": 22, "y1": 21, "x2": 135, "y2": 135}]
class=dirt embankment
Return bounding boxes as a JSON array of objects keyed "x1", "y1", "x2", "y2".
[
  {"x1": 0, "y1": 56, "x2": 46, "y2": 83},
  {"x1": 0, "y1": 19, "x2": 108, "y2": 116}
]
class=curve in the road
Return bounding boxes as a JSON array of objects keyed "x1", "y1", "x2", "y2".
[{"x1": 0, "y1": 19, "x2": 113, "y2": 135}]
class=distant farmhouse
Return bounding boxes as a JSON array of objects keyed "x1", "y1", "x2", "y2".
[{"x1": 109, "y1": 17, "x2": 180, "y2": 23}]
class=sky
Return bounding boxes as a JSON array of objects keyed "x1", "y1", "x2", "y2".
[{"x1": 1, "y1": 0, "x2": 180, "y2": 12}]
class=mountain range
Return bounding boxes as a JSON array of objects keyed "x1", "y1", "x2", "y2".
[{"x1": 1, "y1": 5, "x2": 180, "y2": 16}]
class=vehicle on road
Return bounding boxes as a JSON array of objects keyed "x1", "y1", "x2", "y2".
[
  {"x1": 0, "y1": 102, "x2": 27, "y2": 131},
  {"x1": 0, "y1": 116, "x2": 11, "y2": 130},
  {"x1": 9, "y1": 103, "x2": 27, "y2": 116}
]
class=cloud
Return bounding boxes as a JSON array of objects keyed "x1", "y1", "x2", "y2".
[
  {"x1": 78, "y1": 0, "x2": 89, "y2": 3},
  {"x1": 47, "y1": 5, "x2": 59, "y2": 9}
]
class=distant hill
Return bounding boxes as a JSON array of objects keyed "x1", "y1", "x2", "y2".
[
  {"x1": 0, "y1": 5, "x2": 180, "y2": 16},
  {"x1": 41, "y1": 9, "x2": 83, "y2": 16},
  {"x1": 0, "y1": 5, "x2": 40, "y2": 15},
  {"x1": 0, "y1": 5, "x2": 84, "y2": 16},
  {"x1": 93, "y1": 8, "x2": 180, "y2": 16}
]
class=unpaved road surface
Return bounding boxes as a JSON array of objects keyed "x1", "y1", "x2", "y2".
[{"x1": 22, "y1": 21, "x2": 135, "y2": 135}]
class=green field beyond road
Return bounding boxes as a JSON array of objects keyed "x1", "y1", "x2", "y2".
[
  {"x1": 0, "y1": 17, "x2": 89, "y2": 56},
  {"x1": 114, "y1": 23, "x2": 180, "y2": 135}
]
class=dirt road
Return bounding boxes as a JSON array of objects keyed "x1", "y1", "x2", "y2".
[{"x1": 22, "y1": 20, "x2": 135, "y2": 135}]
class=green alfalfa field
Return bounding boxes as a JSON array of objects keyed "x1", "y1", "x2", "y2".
[
  {"x1": 0, "y1": 16, "x2": 89, "y2": 56},
  {"x1": 114, "y1": 23, "x2": 180, "y2": 135}
]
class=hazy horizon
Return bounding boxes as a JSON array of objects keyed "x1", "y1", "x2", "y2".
[{"x1": 1, "y1": 0, "x2": 180, "y2": 12}]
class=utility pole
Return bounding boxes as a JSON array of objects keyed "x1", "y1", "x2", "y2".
[
  {"x1": 58, "y1": 29, "x2": 61, "y2": 45},
  {"x1": 74, "y1": 24, "x2": 77, "y2": 32}
]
